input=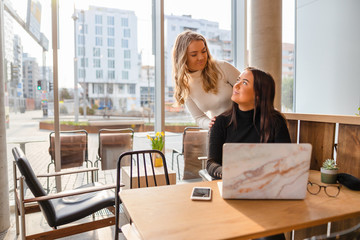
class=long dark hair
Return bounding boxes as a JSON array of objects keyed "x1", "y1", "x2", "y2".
[{"x1": 225, "y1": 67, "x2": 285, "y2": 142}]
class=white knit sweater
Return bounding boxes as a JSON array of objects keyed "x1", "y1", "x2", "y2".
[{"x1": 185, "y1": 60, "x2": 240, "y2": 129}]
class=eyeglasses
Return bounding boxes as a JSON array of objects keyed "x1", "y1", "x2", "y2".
[{"x1": 307, "y1": 181, "x2": 341, "y2": 197}]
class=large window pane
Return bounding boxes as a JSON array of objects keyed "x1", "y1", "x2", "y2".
[{"x1": 164, "y1": 0, "x2": 233, "y2": 126}]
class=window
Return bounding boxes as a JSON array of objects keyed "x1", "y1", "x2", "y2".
[
  {"x1": 123, "y1": 29, "x2": 131, "y2": 38},
  {"x1": 93, "y1": 83, "x2": 104, "y2": 94},
  {"x1": 93, "y1": 59, "x2": 101, "y2": 68},
  {"x1": 78, "y1": 47, "x2": 85, "y2": 56},
  {"x1": 107, "y1": 38, "x2": 115, "y2": 47},
  {"x1": 80, "y1": 58, "x2": 88, "y2": 68},
  {"x1": 106, "y1": 84, "x2": 113, "y2": 94},
  {"x1": 79, "y1": 24, "x2": 87, "y2": 34},
  {"x1": 108, "y1": 49, "x2": 115, "y2": 58},
  {"x1": 124, "y1": 50, "x2": 131, "y2": 59},
  {"x1": 108, "y1": 27, "x2": 114, "y2": 36},
  {"x1": 78, "y1": 69, "x2": 86, "y2": 78},
  {"x1": 96, "y1": 70, "x2": 103, "y2": 79},
  {"x1": 78, "y1": 35, "x2": 85, "y2": 45},
  {"x1": 107, "y1": 16, "x2": 114, "y2": 25},
  {"x1": 121, "y1": 39, "x2": 128, "y2": 48},
  {"x1": 118, "y1": 84, "x2": 125, "y2": 93},
  {"x1": 95, "y1": 26, "x2": 102, "y2": 35},
  {"x1": 171, "y1": 25, "x2": 176, "y2": 31},
  {"x1": 124, "y1": 61, "x2": 131, "y2": 69},
  {"x1": 108, "y1": 60, "x2": 115, "y2": 68},
  {"x1": 121, "y1": 18, "x2": 128, "y2": 27},
  {"x1": 108, "y1": 70, "x2": 115, "y2": 79},
  {"x1": 95, "y1": 15, "x2": 102, "y2": 24},
  {"x1": 128, "y1": 84, "x2": 136, "y2": 94},
  {"x1": 93, "y1": 48, "x2": 100, "y2": 57},
  {"x1": 95, "y1": 37, "x2": 103, "y2": 46},
  {"x1": 122, "y1": 71, "x2": 129, "y2": 80}
]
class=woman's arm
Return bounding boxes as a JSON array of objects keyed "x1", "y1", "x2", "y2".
[
  {"x1": 185, "y1": 96, "x2": 210, "y2": 129},
  {"x1": 221, "y1": 61, "x2": 240, "y2": 87},
  {"x1": 206, "y1": 116, "x2": 227, "y2": 179}
]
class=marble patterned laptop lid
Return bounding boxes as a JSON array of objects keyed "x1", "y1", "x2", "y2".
[{"x1": 220, "y1": 143, "x2": 312, "y2": 199}]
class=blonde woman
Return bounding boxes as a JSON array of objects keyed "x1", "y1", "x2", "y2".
[{"x1": 173, "y1": 30, "x2": 240, "y2": 129}]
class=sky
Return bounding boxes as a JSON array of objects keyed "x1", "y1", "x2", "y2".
[{"x1": 10, "y1": 0, "x2": 294, "y2": 88}]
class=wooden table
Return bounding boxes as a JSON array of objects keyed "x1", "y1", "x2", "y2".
[
  {"x1": 121, "y1": 166, "x2": 176, "y2": 190},
  {"x1": 119, "y1": 170, "x2": 360, "y2": 240}
]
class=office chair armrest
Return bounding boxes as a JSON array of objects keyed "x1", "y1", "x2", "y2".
[
  {"x1": 199, "y1": 169, "x2": 214, "y2": 182},
  {"x1": 36, "y1": 167, "x2": 99, "y2": 178},
  {"x1": 172, "y1": 148, "x2": 181, "y2": 154},
  {"x1": 23, "y1": 183, "x2": 123, "y2": 203}
]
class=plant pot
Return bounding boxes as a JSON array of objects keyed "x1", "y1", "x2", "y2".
[
  {"x1": 152, "y1": 152, "x2": 163, "y2": 167},
  {"x1": 321, "y1": 167, "x2": 338, "y2": 184}
]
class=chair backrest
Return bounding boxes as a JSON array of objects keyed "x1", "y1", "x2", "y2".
[
  {"x1": 98, "y1": 128, "x2": 134, "y2": 170},
  {"x1": 182, "y1": 127, "x2": 208, "y2": 180},
  {"x1": 12, "y1": 147, "x2": 57, "y2": 227},
  {"x1": 116, "y1": 150, "x2": 170, "y2": 191},
  {"x1": 48, "y1": 130, "x2": 88, "y2": 169}
]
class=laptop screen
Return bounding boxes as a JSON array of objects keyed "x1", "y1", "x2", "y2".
[{"x1": 221, "y1": 143, "x2": 312, "y2": 199}]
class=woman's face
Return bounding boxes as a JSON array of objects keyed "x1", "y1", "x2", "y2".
[
  {"x1": 186, "y1": 40, "x2": 208, "y2": 72},
  {"x1": 231, "y1": 69, "x2": 255, "y2": 111}
]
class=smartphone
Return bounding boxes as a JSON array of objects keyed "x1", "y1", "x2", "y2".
[{"x1": 190, "y1": 187, "x2": 212, "y2": 200}]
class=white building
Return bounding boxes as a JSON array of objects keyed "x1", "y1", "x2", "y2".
[
  {"x1": 75, "y1": 6, "x2": 140, "y2": 113},
  {"x1": 164, "y1": 14, "x2": 233, "y2": 103},
  {"x1": 22, "y1": 53, "x2": 41, "y2": 109}
]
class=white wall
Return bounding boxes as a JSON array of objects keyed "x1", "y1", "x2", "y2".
[{"x1": 295, "y1": 0, "x2": 360, "y2": 115}]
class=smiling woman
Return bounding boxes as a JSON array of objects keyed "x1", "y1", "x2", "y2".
[{"x1": 172, "y1": 30, "x2": 240, "y2": 130}]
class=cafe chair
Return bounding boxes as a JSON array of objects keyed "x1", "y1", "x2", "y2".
[
  {"x1": 12, "y1": 147, "x2": 119, "y2": 240},
  {"x1": 47, "y1": 130, "x2": 93, "y2": 192},
  {"x1": 305, "y1": 222, "x2": 360, "y2": 240},
  {"x1": 171, "y1": 127, "x2": 208, "y2": 180},
  {"x1": 95, "y1": 128, "x2": 134, "y2": 180},
  {"x1": 115, "y1": 149, "x2": 170, "y2": 240}
]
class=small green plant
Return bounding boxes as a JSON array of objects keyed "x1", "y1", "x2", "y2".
[
  {"x1": 322, "y1": 159, "x2": 338, "y2": 170},
  {"x1": 147, "y1": 131, "x2": 164, "y2": 151}
]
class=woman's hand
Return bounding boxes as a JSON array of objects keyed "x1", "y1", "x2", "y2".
[{"x1": 208, "y1": 116, "x2": 217, "y2": 129}]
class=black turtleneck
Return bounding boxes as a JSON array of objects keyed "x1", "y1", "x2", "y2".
[{"x1": 206, "y1": 107, "x2": 291, "y2": 179}]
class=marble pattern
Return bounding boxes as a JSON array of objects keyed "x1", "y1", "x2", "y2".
[{"x1": 221, "y1": 143, "x2": 312, "y2": 199}]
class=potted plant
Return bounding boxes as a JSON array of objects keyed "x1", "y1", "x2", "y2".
[{"x1": 321, "y1": 159, "x2": 338, "y2": 184}]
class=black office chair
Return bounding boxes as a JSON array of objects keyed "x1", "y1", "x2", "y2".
[
  {"x1": 304, "y1": 222, "x2": 360, "y2": 240},
  {"x1": 12, "y1": 147, "x2": 117, "y2": 240},
  {"x1": 115, "y1": 149, "x2": 170, "y2": 240}
]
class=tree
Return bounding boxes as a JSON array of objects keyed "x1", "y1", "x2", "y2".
[
  {"x1": 60, "y1": 88, "x2": 72, "y2": 101},
  {"x1": 282, "y1": 76, "x2": 293, "y2": 111}
]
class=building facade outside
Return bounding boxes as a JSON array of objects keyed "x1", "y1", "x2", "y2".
[{"x1": 75, "y1": 6, "x2": 140, "y2": 113}]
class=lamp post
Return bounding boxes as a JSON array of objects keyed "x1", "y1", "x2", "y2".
[{"x1": 72, "y1": 7, "x2": 79, "y2": 122}]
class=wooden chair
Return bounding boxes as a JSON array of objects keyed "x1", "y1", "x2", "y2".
[
  {"x1": 171, "y1": 127, "x2": 208, "y2": 180},
  {"x1": 115, "y1": 149, "x2": 170, "y2": 240},
  {"x1": 47, "y1": 130, "x2": 93, "y2": 192},
  {"x1": 12, "y1": 147, "x2": 119, "y2": 240},
  {"x1": 95, "y1": 128, "x2": 134, "y2": 180}
]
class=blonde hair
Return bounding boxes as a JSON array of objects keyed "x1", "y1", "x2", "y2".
[{"x1": 172, "y1": 30, "x2": 222, "y2": 105}]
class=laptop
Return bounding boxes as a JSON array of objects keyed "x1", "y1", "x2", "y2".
[{"x1": 219, "y1": 143, "x2": 312, "y2": 199}]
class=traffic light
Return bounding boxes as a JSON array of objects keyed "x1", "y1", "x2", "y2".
[
  {"x1": 37, "y1": 80, "x2": 42, "y2": 90},
  {"x1": 49, "y1": 82, "x2": 53, "y2": 92}
]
